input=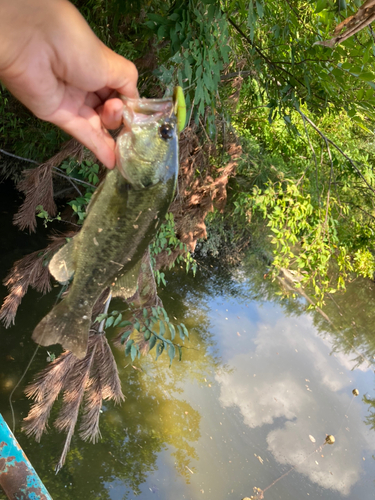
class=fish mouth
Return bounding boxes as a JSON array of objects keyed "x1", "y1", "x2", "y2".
[{"x1": 120, "y1": 96, "x2": 174, "y2": 125}]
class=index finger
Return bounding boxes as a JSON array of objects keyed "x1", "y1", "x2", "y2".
[{"x1": 104, "y1": 47, "x2": 139, "y2": 99}]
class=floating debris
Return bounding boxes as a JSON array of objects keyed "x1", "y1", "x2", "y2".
[
  {"x1": 309, "y1": 435, "x2": 316, "y2": 443},
  {"x1": 325, "y1": 435, "x2": 335, "y2": 445},
  {"x1": 249, "y1": 487, "x2": 264, "y2": 499},
  {"x1": 352, "y1": 388, "x2": 359, "y2": 396}
]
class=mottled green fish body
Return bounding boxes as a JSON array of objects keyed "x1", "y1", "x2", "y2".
[{"x1": 32, "y1": 97, "x2": 178, "y2": 358}]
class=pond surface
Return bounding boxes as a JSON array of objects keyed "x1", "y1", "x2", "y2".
[{"x1": 1, "y1": 180, "x2": 375, "y2": 500}]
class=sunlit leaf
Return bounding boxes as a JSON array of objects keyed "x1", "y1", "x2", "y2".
[{"x1": 168, "y1": 344, "x2": 176, "y2": 367}]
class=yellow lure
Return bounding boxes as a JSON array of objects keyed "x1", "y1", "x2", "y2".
[{"x1": 173, "y1": 86, "x2": 186, "y2": 134}]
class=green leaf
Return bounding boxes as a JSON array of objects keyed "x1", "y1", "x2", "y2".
[
  {"x1": 120, "y1": 329, "x2": 132, "y2": 344},
  {"x1": 113, "y1": 313, "x2": 123, "y2": 327},
  {"x1": 340, "y1": 62, "x2": 352, "y2": 70},
  {"x1": 131, "y1": 344, "x2": 138, "y2": 362},
  {"x1": 247, "y1": 0, "x2": 256, "y2": 42},
  {"x1": 156, "y1": 341, "x2": 164, "y2": 360},
  {"x1": 315, "y1": 0, "x2": 328, "y2": 13},
  {"x1": 181, "y1": 323, "x2": 189, "y2": 338},
  {"x1": 357, "y1": 88, "x2": 364, "y2": 100},
  {"x1": 149, "y1": 334, "x2": 157, "y2": 351},
  {"x1": 125, "y1": 339, "x2": 134, "y2": 356},
  {"x1": 256, "y1": 1, "x2": 264, "y2": 18},
  {"x1": 359, "y1": 72, "x2": 375, "y2": 82},
  {"x1": 118, "y1": 320, "x2": 133, "y2": 328},
  {"x1": 168, "y1": 344, "x2": 176, "y2": 367},
  {"x1": 95, "y1": 313, "x2": 107, "y2": 323},
  {"x1": 184, "y1": 59, "x2": 192, "y2": 83},
  {"x1": 169, "y1": 323, "x2": 176, "y2": 340},
  {"x1": 105, "y1": 316, "x2": 114, "y2": 328},
  {"x1": 159, "y1": 321, "x2": 166, "y2": 337},
  {"x1": 177, "y1": 324, "x2": 184, "y2": 341}
]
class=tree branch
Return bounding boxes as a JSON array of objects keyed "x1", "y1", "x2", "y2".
[
  {"x1": 0, "y1": 148, "x2": 95, "y2": 192},
  {"x1": 297, "y1": 110, "x2": 375, "y2": 195},
  {"x1": 0, "y1": 148, "x2": 40, "y2": 165},
  {"x1": 224, "y1": 12, "x2": 324, "y2": 101},
  {"x1": 53, "y1": 167, "x2": 95, "y2": 189}
]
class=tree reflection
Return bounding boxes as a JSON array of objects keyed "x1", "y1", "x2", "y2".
[{"x1": 4, "y1": 268, "x2": 223, "y2": 500}]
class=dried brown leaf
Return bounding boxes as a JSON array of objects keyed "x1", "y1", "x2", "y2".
[
  {"x1": 79, "y1": 335, "x2": 124, "y2": 442},
  {"x1": 14, "y1": 139, "x2": 83, "y2": 232},
  {"x1": 0, "y1": 232, "x2": 76, "y2": 327},
  {"x1": 23, "y1": 329, "x2": 124, "y2": 469},
  {"x1": 22, "y1": 351, "x2": 76, "y2": 441},
  {"x1": 54, "y1": 343, "x2": 95, "y2": 433},
  {"x1": 54, "y1": 342, "x2": 96, "y2": 472},
  {"x1": 155, "y1": 131, "x2": 241, "y2": 269}
]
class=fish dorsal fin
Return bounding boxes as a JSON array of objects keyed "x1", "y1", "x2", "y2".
[
  {"x1": 49, "y1": 237, "x2": 77, "y2": 283},
  {"x1": 111, "y1": 259, "x2": 142, "y2": 299}
]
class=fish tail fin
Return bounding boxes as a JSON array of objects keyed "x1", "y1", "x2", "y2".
[{"x1": 32, "y1": 299, "x2": 91, "y2": 359}]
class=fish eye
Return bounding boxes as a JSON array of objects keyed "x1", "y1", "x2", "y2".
[{"x1": 159, "y1": 123, "x2": 174, "y2": 140}]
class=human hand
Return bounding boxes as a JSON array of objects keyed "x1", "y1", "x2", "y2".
[{"x1": 0, "y1": 0, "x2": 138, "y2": 168}]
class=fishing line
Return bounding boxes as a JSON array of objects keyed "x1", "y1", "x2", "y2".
[
  {"x1": 9, "y1": 345, "x2": 40, "y2": 434},
  {"x1": 263, "y1": 439, "x2": 328, "y2": 492},
  {"x1": 250, "y1": 436, "x2": 335, "y2": 499},
  {"x1": 337, "y1": 388, "x2": 359, "y2": 435},
  {"x1": 8, "y1": 282, "x2": 69, "y2": 433}
]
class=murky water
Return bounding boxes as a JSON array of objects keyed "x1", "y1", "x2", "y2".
[{"x1": 1, "y1": 180, "x2": 375, "y2": 500}]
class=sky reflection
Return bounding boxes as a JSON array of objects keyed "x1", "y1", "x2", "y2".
[{"x1": 214, "y1": 306, "x2": 375, "y2": 496}]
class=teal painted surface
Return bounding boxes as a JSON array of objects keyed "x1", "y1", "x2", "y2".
[{"x1": 0, "y1": 414, "x2": 52, "y2": 500}]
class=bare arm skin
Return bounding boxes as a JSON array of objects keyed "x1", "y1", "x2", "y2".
[{"x1": 0, "y1": 0, "x2": 138, "y2": 168}]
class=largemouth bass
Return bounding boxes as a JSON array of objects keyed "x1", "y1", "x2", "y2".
[{"x1": 32, "y1": 95, "x2": 179, "y2": 359}]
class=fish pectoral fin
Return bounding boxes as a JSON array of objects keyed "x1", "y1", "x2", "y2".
[
  {"x1": 49, "y1": 237, "x2": 77, "y2": 283},
  {"x1": 111, "y1": 259, "x2": 142, "y2": 299}
]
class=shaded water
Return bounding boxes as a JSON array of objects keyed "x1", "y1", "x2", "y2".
[{"x1": 1, "y1": 180, "x2": 375, "y2": 499}]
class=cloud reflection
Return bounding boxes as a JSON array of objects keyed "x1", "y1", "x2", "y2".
[{"x1": 215, "y1": 312, "x2": 375, "y2": 495}]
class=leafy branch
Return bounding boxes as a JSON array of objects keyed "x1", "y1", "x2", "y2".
[
  {"x1": 150, "y1": 212, "x2": 197, "y2": 286},
  {"x1": 97, "y1": 304, "x2": 191, "y2": 367},
  {"x1": 223, "y1": 9, "x2": 325, "y2": 104},
  {"x1": 297, "y1": 110, "x2": 375, "y2": 195}
]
